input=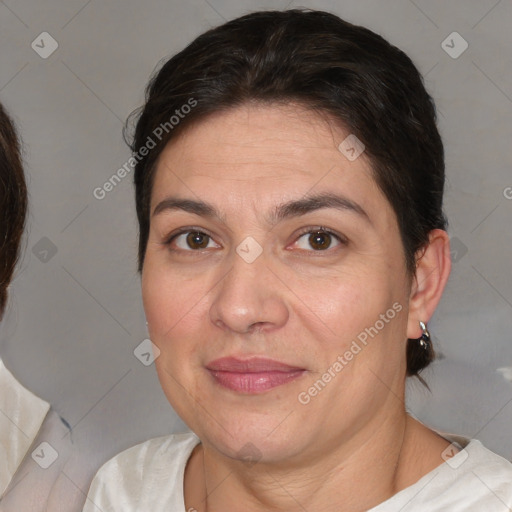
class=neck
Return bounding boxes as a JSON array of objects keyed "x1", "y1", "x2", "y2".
[{"x1": 185, "y1": 405, "x2": 446, "y2": 512}]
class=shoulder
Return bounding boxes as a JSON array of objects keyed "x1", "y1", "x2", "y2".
[
  {"x1": 428, "y1": 439, "x2": 512, "y2": 509},
  {"x1": 424, "y1": 438, "x2": 512, "y2": 509},
  {"x1": 84, "y1": 432, "x2": 200, "y2": 511},
  {"x1": 373, "y1": 438, "x2": 512, "y2": 512},
  {"x1": 461, "y1": 440, "x2": 512, "y2": 494}
]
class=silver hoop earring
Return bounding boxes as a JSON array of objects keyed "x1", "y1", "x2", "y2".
[{"x1": 419, "y1": 321, "x2": 430, "y2": 350}]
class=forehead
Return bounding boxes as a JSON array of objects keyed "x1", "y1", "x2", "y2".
[
  {"x1": 150, "y1": 103, "x2": 390, "y2": 224},
  {"x1": 159, "y1": 104, "x2": 353, "y2": 165}
]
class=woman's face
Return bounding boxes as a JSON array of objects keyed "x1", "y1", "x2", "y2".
[{"x1": 143, "y1": 104, "x2": 413, "y2": 463}]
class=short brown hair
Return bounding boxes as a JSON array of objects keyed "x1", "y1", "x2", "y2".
[{"x1": 0, "y1": 102, "x2": 27, "y2": 318}]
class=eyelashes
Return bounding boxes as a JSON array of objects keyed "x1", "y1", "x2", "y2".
[
  {"x1": 163, "y1": 225, "x2": 348, "y2": 254},
  {"x1": 292, "y1": 227, "x2": 347, "y2": 251},
  {"x1": 167, "y1": 229, "x2": 220, "y2": 251}
]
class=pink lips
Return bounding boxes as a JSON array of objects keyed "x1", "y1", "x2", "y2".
[{"x1": 206, "y1": 357, "x2": 306, "y2": 393}]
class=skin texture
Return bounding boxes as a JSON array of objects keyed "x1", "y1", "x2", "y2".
[{"x1": 142, "y1": 104, "x2": 452, "y2": 511}]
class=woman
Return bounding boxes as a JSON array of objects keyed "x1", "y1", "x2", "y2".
[
  {"x1": 85, "y1": 9, "x2": 512, "y2": 511},
  {"x1": 0, "y1": 102, "x2": 75, "y2": 510}
]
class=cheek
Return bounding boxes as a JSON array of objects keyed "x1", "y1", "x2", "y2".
[
  {"x1": 291, "y1": 265, "x2": 396, "y2": 341},
  {"x1": 294, "y1": 267, "x2": 409, "y2": 394},
  {"x1": 142, "y1": 259, "x2": 209, "y2": 341},
  {"x1": 142, "y1": 263, "x2": 208, "y2": 418},
  {"x1": 141, "y1": 260, "x2": 214, "y2": 404},
  {"x1": 296, "y1": 277, "x2": 408, "y2": 409}
]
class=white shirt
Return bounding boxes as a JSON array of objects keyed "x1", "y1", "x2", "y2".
[
  {"x1": 0, "y1": 359, "x2": 76, "y2": 511},
  {"x1": 0, "y1": 358, "x2": 49, "y2": 497},
  {"x1": 84, "y1": 431, "x2": 512, "y2": 511}
]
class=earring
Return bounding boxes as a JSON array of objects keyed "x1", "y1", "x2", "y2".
[{"x1": 418, "y1": 321, "x2": 430, "y2": 350}]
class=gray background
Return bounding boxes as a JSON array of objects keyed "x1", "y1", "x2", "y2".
[{"x1": 0, "y1": 0, "x2": 511, "y2": 507}]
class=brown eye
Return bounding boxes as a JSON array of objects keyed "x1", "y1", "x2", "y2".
[
  {"x1": 185, "y1": 232, "x2": 210, "y2": 249},
  {"x1": 308, "y1": 231, "x2": 332, "y2": 250},
  {"x1": 169, "y1": 230, "x2": 218, "y2": 251},
  {"x1": 294, "y1": 229, "x2": 343, "y2": 252}
]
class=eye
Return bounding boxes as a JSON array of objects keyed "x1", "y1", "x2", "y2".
[
  {"x1": 293, "y1": 228, "x2": 344, "y2": 251},
  {"x1": 167, "y1": 230, "x2": 220, "y2": 251}
]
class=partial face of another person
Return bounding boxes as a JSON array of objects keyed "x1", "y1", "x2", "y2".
[{"x1": 142, "y1": 104, "x2": 415, "y2": 463}]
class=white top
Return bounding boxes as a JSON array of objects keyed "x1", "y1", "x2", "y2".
[
  {"x1": 84, "y1": 431, "x2": 512, "y2": 512},
  {"x1": 0, "y1": 358, "x2": 49, "y2": 497},
  {"x1": 0, "y1": 358, "x2": 77, "y2": 511}
]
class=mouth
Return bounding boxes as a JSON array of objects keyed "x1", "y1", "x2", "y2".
[{"x1": 205, "y1": 357, "x2": 306, "y2": 393}]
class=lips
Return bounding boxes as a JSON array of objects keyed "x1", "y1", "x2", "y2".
[{"x1": 206, "y1": 357, "x2": 306, "y2": 393}]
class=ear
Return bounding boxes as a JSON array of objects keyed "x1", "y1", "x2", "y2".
[{"x1": 407, "y1": 229, "x2": 451, "y2": 339}]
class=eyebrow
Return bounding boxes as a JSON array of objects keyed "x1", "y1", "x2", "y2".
[{"x1": 152, "y1": 192, "x2": 370, "y2": 224}]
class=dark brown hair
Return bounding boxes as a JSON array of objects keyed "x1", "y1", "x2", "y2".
[
  {"x1": 128, "y1": 9, "x2": 446, "y2": 378},
  {"x1": 0, "y1": 102, "x2": 27, "y2": 319}
]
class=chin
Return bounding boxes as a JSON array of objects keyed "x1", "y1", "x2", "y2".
[{"x1": 189, "y1": 407, "x2": 313, "y2": 465}]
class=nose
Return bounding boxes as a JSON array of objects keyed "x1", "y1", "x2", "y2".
[{"x1": 209, "y1": 249, "x2": 289, "y2": 335}]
